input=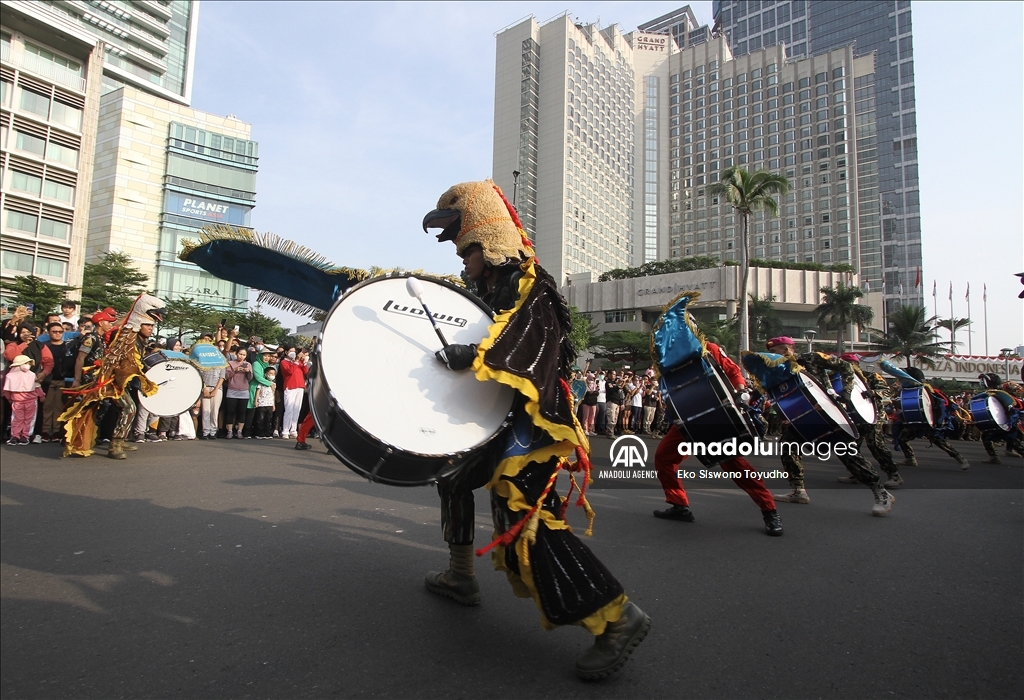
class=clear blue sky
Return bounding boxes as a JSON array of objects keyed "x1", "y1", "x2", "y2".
[{"x1": 190, "y1": 1, "x2": 1023, "y2": 355}]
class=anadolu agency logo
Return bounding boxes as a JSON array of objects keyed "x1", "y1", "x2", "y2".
[{"x1": 598, "y1": 436, "x2": 658, "y2": 481}]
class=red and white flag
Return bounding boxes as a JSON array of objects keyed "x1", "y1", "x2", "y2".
[
  {"x1": 915, "y1": 267, "x2": 921, "y2": 288},
  {"x1": 983, "y1": 283, "x2": 987, "y2": 302},
  {"x1": 965, "y1": 282, "x2": 970, "y2": 301}
]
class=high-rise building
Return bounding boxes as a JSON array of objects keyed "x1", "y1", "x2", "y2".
[
  {"x1": 493, "y1": 16, "x2": 636, "y2": 285},
  {"x1": 638, "y1": 6, "x2": 711, "y2": 51},
  {"x1": 711, "y1": 0, "x2": 920, "y2": 315},
  {"x1": 663, "y1": 35, "x2": 878, "y2": 287},
  {"x1": 1, "y1": 2, "x2": 105, "y2": 302},
  {"x1": 87, "y1": 85, "x2": 257, "y2": 311},
  {"x1": 35, "y1": 0, "x2": 199, "y2": 105}
]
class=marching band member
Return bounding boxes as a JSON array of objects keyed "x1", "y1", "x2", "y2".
[
  {"x1": 750, "y1": 338, "x2": 895, "y2": 516},
  {"x1": 836, "y1": 353, "x2": 903, "y2": 488},
  {"x1": 652, "y1": 339, "x2": 784, "y2": 536},
  {"x1": 977, "y1": 373, "x2": 1024, "y2": 463},
  {"x1": 423, "y1": 180, "x2": 649, "y2": 680},
  {"x1": 61, "y1": 295, "x2": 166, "y2": 459},
  {"x1": 889, "y1": 366, "x2": 970, "y2": 470}
]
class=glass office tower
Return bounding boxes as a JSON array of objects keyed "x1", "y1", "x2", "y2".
[{"x1": 712, "y1": 1, "x2": 921, "y2": 317}]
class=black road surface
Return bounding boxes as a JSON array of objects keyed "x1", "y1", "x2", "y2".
[{"x1": 2, "y1": 436, "x2": 1021, "y2": 699}]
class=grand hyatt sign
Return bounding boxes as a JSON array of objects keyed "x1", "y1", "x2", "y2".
[{"x1": 634, "y1": 34, "x2": 668, "y2": 52}]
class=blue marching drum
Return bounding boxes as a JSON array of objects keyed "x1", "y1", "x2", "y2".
[
  {"x1": 897, "y1": 386, "x2": 935, "y2": 427},
  {"x1": 969, "y1": 393, "x2": 1011, "y2": 433},
  {"x1": 660, "y1": 357, "x2": 757, "y2": 466},
  {"x1": 769, "y1": 373, "x2": 858, "y2": 444}
]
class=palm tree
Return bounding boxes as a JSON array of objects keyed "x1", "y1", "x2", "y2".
[
  {"x1": 748, "y1": 293, "x2": 782, "y2": 344},
  {"x1": 709, "y1": 166, "x2": 790, "y2": 352},
  {"x1": 815, "y1": 282, "x2": 874, "y2": 354},
  {"x1": 935, "y1": 317, "x2": 970, "y2": 354},
  {"x1": 871, "y1": 305, "x2": 947, "y2": 369}
]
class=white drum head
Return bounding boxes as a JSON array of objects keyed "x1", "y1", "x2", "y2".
[
  {"x1": 848, "y1": 375, "x2": 877, "y2": 424},
  {"x1": 987, "y1": 395, "x2": 1011, "y2": 431},
  {"x1": 319, "y1": 277, "x2": 514, "y2": 456},
  {"x1": 798, "y1": 373, "x2": 857, "y2": 437},
  {"x1": 921, "y1": 388, "x2": 935, "y2": 425},
  {"x1": 140, "y1": 359, "x2": 203, "y2": 417}
]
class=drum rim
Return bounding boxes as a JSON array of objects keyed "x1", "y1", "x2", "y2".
[{"x1": 314, "y1": 272, "x2": 513, "y2": 460}]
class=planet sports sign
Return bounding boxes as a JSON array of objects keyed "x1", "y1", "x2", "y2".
[
  {"x1": 164, "y1": 192, "x2": 251, "y2": 226},
  {"x1": 634, "y1": 34, "x2": 668, "y2": 52}
]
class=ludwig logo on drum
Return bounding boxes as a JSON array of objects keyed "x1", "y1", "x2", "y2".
[
  {"x1": 609, "y1": 435, "x2": 649, "y2": 468},
  {"x1": 382, "y1": 300, "x2": 468, "y2": 327}
]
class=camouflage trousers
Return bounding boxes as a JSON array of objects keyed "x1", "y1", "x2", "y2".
[
  {"x1": 854, "y1": 422, "x2": 898, "y2": 477},
  {"x1": 897, "y1": 425, "x2": 967, "y2": 465},
  {"x1": 779, "y1": 427, "x2": 881, "y2": 490},
  {"x1": 112, "y1": 391, "x2": 137, "y2": 441},
  {"x1": 981, "y1": 430, "x2": 1024, "y2": 459}
]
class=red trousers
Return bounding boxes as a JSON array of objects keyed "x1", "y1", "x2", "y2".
[
  {"x1": 296, "y1": 412, "x2": 315, "y2": 443},
  {"x1": 654, "y1": 424, "x2": 775, "y2": 511}
]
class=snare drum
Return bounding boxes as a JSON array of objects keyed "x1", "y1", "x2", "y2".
[
  {"x1": 769, "y1": 372, "x2": 858, "y2": 444},
  {"x1": 310, "y1": 275, "x2": 515, "y2": 486},
  {"x1": 660, "y1": 357, "x2": 756, "y2": 466},
  {"x1": 830, "y1": 373, "x2": 877, "y2": 425},
  {"x1": 897, "y1": 386, "x2": 935, "y2": 427},
  {"x1": 969, "y1": 393, "x2": 1011, "y2": 433},
  {"x1": 138, "y1": 350, "x2": 204, "y2": 417}
]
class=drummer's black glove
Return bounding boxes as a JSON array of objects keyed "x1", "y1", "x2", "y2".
[
  {"x1": 841, "y1": 387, "x2": 853, "y2": 404},
  {"x1": 436, "y1": 344, "x2": 477, "y2": 371}
]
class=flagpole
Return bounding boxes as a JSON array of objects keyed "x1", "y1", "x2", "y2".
[
  {"x1": 966, "y1": 283, "x2": 972, "y2": 356},
  {"x1": 932, "y1": 280, "x2": 938, "y2": 342},
  {"x1": 948, "y1": 282, "x2": 954, "y2": 354},
  {"x1": 983, "y1": 283, "x2": 989, "y2": 356}
]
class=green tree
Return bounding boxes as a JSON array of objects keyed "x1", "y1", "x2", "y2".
[
  {"x1": 935, "y1": 317, "x2": 970, "y2": 354},
  {"x1": 708, "y1": 166, "x2": 790, "y2": 352},
  {"x1": 815, "y1": 282, "x2": 875, "y2": 354},
  {"x1": 4, "y1": 275, "x2": 76, "y2": 321},
  {"x1": 748, "y1": 293, "x2": 782, "y2": 344},
  {"x1": 701, "y1": 317, "x2": 739, "y2": 359},
  {"x1": 81, "y1": 251, "x2": 149, "y2": 313},
  {"x1": 160, "y1": 297, "x2": 221, "y2": 341},
  {"x1": 568, "y1": 306, "x2": 601, "y2": 358},
  {"x1": 236, "y1": 307, "x2": 287, "y2": 344},
  {"x1": 593, "y1": 331, "x2": 653, "y2": 365},
  {"x1": 872, "y1": 305, "x2": 947, "y2": 369}
]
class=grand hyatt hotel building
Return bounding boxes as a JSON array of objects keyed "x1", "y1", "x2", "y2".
[{"x1": 493, "y1": 12, "x2": 881, "y2": 340}]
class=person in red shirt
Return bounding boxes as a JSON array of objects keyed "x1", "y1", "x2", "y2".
[
  {"x1": 652, "y1": 342, "x2": 783, "y2": 536},
  {"x1": 278, "y1": 347, "x2": 310, "y2": 439}
]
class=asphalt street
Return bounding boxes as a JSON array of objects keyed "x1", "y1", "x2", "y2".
[{"x1": 2, "y1": 435, "x2": 1021, "y2": 699}]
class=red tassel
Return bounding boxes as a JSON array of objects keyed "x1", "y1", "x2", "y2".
[
  {"x1": 492, "y1": 184, "x2": 524, "y2": 230},
  {"x1": 475, "y1": 461, "x2": 563, "y2": 557}
]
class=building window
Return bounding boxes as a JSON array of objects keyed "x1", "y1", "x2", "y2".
[
  {"x1": 5, "y1": 210, "x2": 38, "y2": 234},
  {"x1": 35, "y1": 256, "x2": 66, "y2": 280},
  {"x1": 2, "y1": 251, "x2": 35, "y2": 273},
  {"x1": 10, "y1": 171, "x2": 43, "y2": 196},
  {"x1": 18, "y1": 87, "x2": 50, "y2": 117}
]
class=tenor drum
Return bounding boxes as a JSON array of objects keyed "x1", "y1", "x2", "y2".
[
  {"x1": 660, "y1": 356, "x2": 756, "y2": 466},
  {"x1": 139, "y1": 350, "x2": 203, "y2": 417},
  {"x1": 897, "y1": 387, "x2": 935, "y2": 427},
  {"x1": 969, "y1": 393, "x2": 1011, "y2": 432},
  {"x1": 830, "y1": 373, "x2": 877, "y2": 425},
  {"x1": 769, "y1": 372, "x2": 858, "y2": 444},
  {"x1": 310, "y1": 275, "x2": 515, "y2": 486}
]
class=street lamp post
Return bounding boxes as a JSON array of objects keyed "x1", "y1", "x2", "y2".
[
  {"x1": 512, "y1": 170, "x2": 520, "y2": 207},
  {"x1": 804, "y1": 329, "x2": 817, "y2": 354},
  {"x1": 1000, "y1": 348, "x2": 1014, "y2": 381}
]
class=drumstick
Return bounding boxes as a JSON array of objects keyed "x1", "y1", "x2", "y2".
[{"x1": 406, "y1": 276, "x2": 449, "y2": 347}]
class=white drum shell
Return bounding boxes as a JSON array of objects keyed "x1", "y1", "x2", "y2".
[{"x1": 318, "y1": 277, "x2": 514, "y2": 457}]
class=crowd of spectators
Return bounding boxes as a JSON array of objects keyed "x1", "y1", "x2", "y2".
[
  {"x1": 572, "y1": 368, "x2": 668, "y2": 438},
  {"x1": 1, "y1": 301, "x2": 317, "y2": 448}
]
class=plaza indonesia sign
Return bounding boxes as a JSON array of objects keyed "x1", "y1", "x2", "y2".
[{"x1": 861, "y1": 354, "x2": 1023, "y2": 383}]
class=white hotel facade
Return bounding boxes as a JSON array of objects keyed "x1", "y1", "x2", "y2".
[{"x1": 493, "y1": 12, "x2": 882, "y2": 338}]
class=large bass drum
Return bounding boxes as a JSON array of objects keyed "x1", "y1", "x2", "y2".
[
  {"x1": 138, "y1": 350, "x2": 203, "y2": 417},
  {"x1": 310, "y1": 275, "x2": 515, "y2": 486},
  {"x1": 770, "y1": 372, "x2": 858, "y2": 444}
]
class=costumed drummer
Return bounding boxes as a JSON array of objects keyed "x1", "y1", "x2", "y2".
[
  {"x1": 835, "y1": 353, "x2": 903, "y2": 488},
  {"x1": 757, "y1": 337, "x2": 895, "y2": 516},
  {"x1": 61, "y1": 294, "x2": 166, "y2": 459},
  {"x1": 890, "y1": 366, "x2": 970, "y2": 470},
  {"x1": 977, "y1": 373, "x2": 1024, "y2": 464},
  {"x1": 422, "y1": 180, "x2": 649, "y2": 681},
  {"x1": 649, "y1": 302, "x2": 783, "y2": 536}
]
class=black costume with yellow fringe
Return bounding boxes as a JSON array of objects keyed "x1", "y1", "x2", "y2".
[{"x1": 438, "y1": 258, "x2": 625, "y2": 632}]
